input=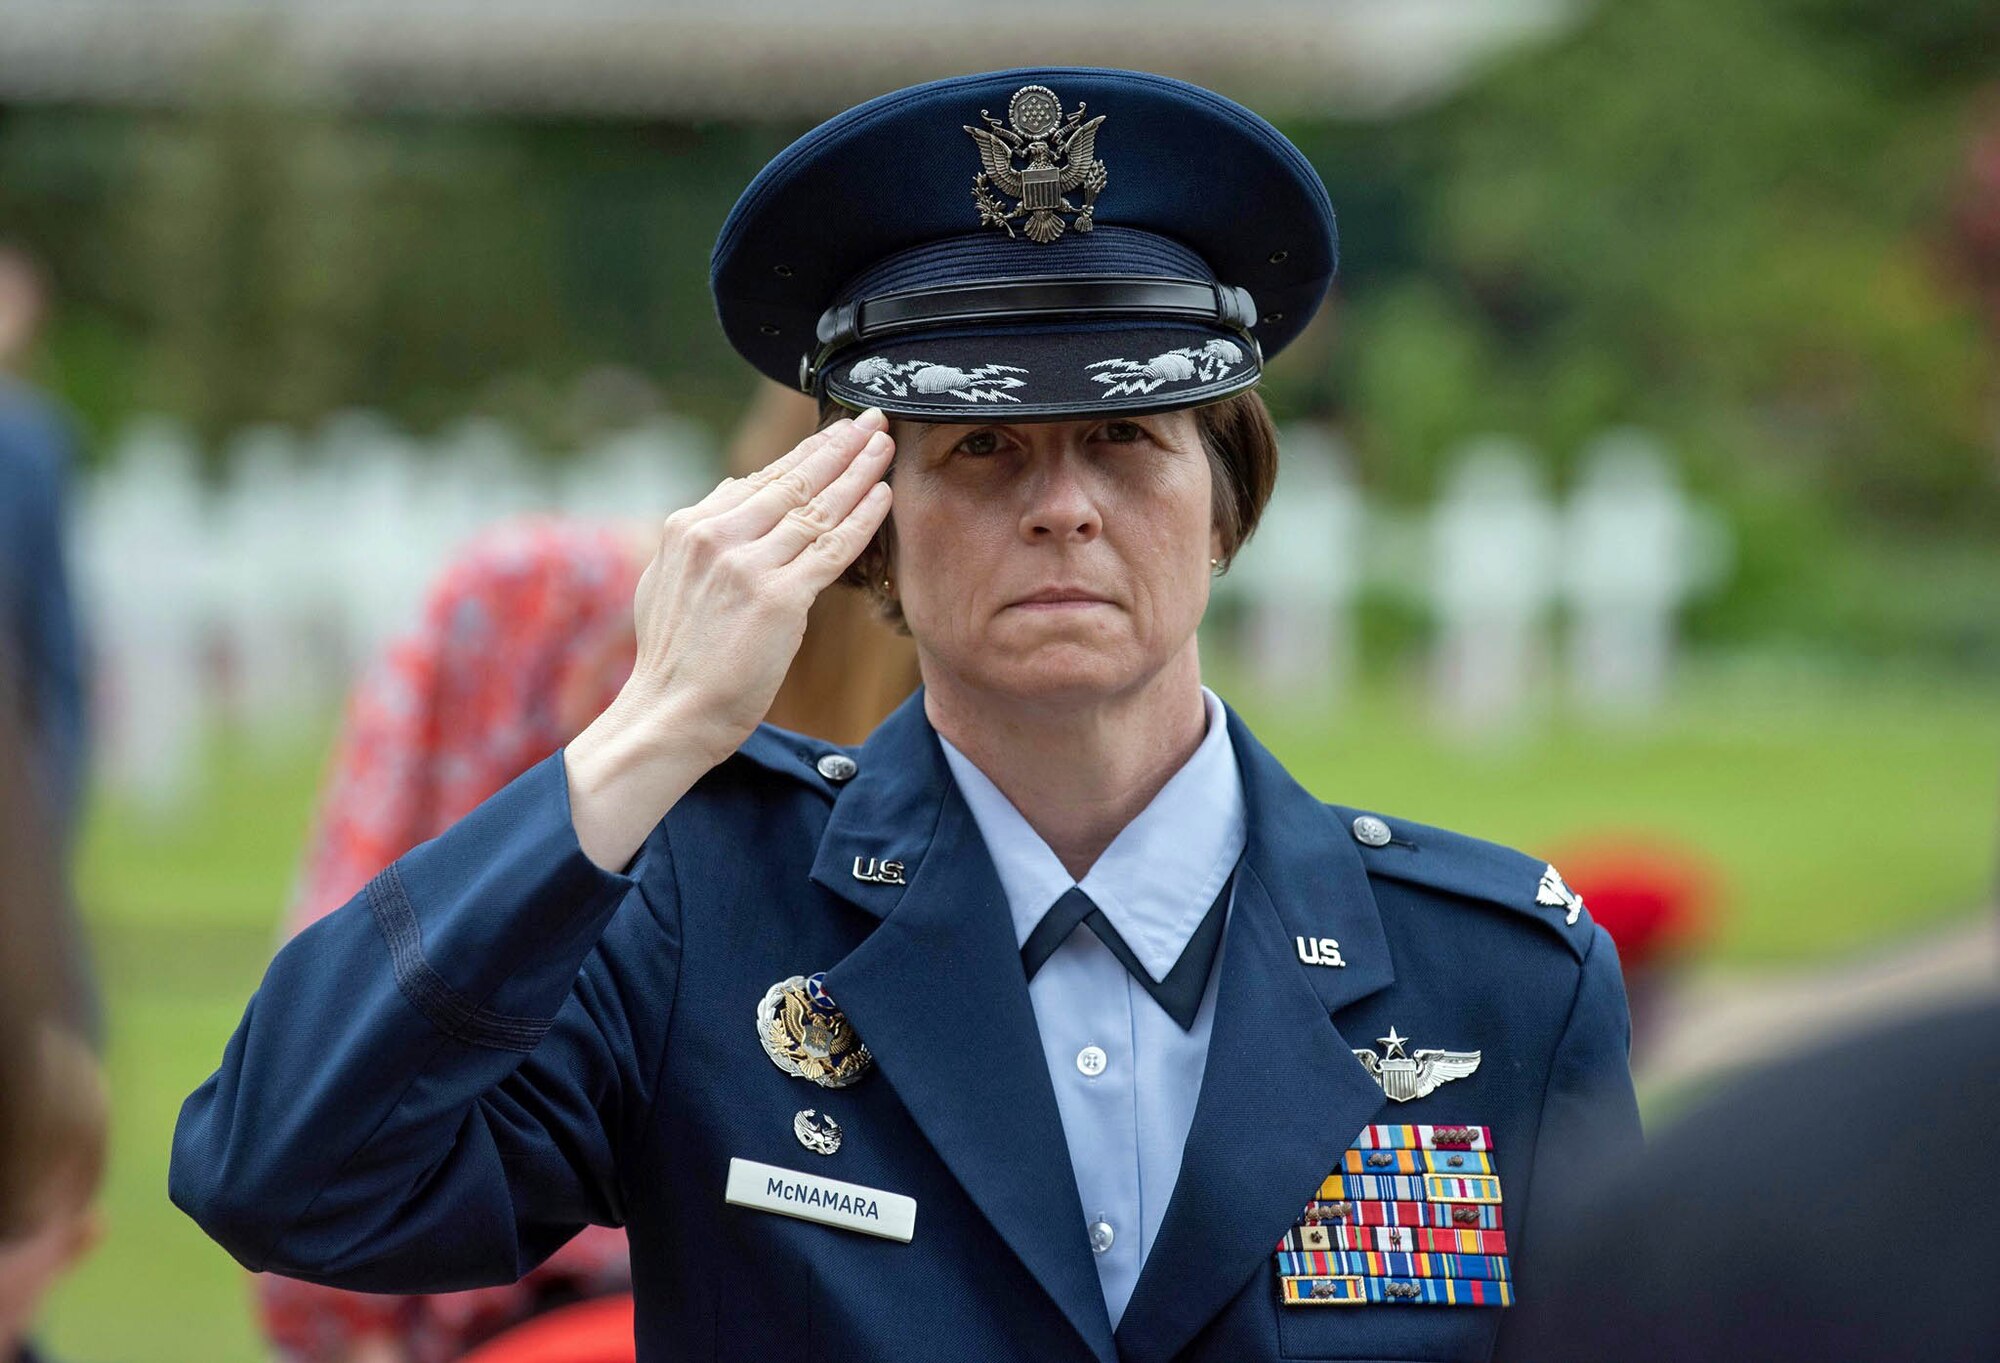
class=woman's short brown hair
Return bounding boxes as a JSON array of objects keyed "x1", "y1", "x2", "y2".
[{"x1": 826, "y1": 389, "x2": 1280, "y2": 626}]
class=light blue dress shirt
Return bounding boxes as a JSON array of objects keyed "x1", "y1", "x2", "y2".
[{"x1": 938, "y1": 687, "x2": 1247, "y2": 1328}]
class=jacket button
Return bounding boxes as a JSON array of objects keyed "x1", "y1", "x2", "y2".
[
  {"x1": 1351, "y1": 815, "x2": 1392, "y2": 847},
  {"x1": 816, "y1": 753, "x2": 859, "y2": 782}
]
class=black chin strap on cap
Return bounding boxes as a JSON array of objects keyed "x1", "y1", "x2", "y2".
[{"x1": 800, "y1": 274, "x2": 1260, "y2": 392}]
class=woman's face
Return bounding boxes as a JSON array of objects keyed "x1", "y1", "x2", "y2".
[{"x1": 886, "y1": 410, "x2": 1222, "y2": 705}]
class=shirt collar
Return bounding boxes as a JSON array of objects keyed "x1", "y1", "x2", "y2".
[{"x1": 938, "y1": 687, "x2": 1248, "y2": 983}]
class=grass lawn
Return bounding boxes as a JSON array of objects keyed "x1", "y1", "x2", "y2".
[{"x1": 38, "y1": 663, "x2": 2000, "y2": 1363}]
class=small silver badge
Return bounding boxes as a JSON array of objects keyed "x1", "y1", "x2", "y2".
[
  {"x1": 1535, "y1": 864, "x2": 1585, "y2": 925},
  {"x1": 1352, "y1": 1027, "x2": 1482, "y2": 1103},
  {"x1": 963, "y1": 85, "x2": 1108, "y2": 244},
  {"x1": 1295, "y1": 935, "x2": 1346, "y2": 968},
  {"x1": 794, "y1": 1108, "x2": 842, "y2": 1155}
]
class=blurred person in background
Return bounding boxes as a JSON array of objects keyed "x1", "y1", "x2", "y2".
[
  {"x1": 0, "y1": 681, "x2": 73, "y2": 1226},
  {"x1": 0, "y1": 243, "x2": 87, "y2": 850},
  {"x1": 257, "y1": 381, "x2": 917, "y2": 1363},
  {"x1": 0, "y1": 242, "x2": 94, "y2": 1047},
  {"x1": 0, "y1": 1025, "x2": 107, "y2": 1363},
  {"x1": 1503, "y1": 995, "x2": 2000, "y2": 1362},
  {"x1": 0, "y1": 677, "x2": 103, "y2": 1363}
]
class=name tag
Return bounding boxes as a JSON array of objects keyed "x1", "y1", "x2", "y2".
[{"x1": 724, "y1": 1157, "x2": 917, "y2": 1243}]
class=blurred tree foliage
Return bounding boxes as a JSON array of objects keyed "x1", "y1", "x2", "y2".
[
  {"x1": 0, "y1": 0, "x2": 1995, "y2": 657},
  {"x1": 0, "y1": 39, "x2": 797, "y2": 448},
  {"x1": 1278, "y1": 0, "x2": 2000, "y2": 664},
  {"x1": 1290, "y1": 0, "x2": 2000, "y2": 532}
]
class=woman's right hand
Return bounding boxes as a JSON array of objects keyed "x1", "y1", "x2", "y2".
[{"x1": 564, "y1": 409, "x2": 894, "y2": 872}]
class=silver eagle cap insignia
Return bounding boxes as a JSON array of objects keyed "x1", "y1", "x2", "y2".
[
  {"x1": 1352, "y1": 1027, "x2": 1482, "y2": 1103},
  {"x1": 963, "y1": 84, "x2": 1108, "y2": 244}
]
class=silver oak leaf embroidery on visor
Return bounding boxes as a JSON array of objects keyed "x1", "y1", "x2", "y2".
[
  {"x1": 1087, "y1": 338, "x2": 1244, "y2": 397},
  {"x1": 845, "y1": 356, "x2": 1027, "y2": 403}
]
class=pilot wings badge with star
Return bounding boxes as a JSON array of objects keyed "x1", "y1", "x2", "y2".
[
  {"x1": 1353, "y1": 1028, "x2": 1482, "y2": 1104},
  {"x1": 964, "y1": 84, "x2": 1108, "y2": 244}
]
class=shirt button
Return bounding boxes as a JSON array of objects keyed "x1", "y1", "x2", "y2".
[
  {"x1": 1075, "y1": 1045, "x2": 1108, "y2": 1077},
  {"x1": 1089, "y1": 1219, "x2": 1116, "y2": 1254}
]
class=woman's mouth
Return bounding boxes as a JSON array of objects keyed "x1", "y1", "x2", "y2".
[{"x1": 1008, "y1": 587, "x2": 1113, "y2": 611}]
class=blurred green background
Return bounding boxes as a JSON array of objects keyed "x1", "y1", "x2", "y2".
[
  {"x1": 4, "y1": 0, "x2": 1998, "y2": 1356},
  {"x1": 7, "y1": 0, "x2": 2000, "y2": 663}
]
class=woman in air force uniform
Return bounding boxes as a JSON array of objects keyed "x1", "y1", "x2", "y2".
[{"x1": 173, "y1": 68, "x2": 1640, "y2": 1363}]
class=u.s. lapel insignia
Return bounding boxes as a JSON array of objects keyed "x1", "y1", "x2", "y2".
[
  {"x1": 1296, "y1": 935, "x2": 1346, "y2": 968},
  {"x1": 851, "y1": 855, "x2": 907, "y2": 886},
  {"x1": 758, "y1": 972, "x2": 872, "y2": 1088},
  {"x1": 963, "y1": 85, "x2": 1108, "y2": 243},
  {"x1": 1535, "y1": 864, "x2": 1585, "y2": 925},
  {"x1": 1353, "y1": 1028, "x2": 1482, "y2": 1103}
]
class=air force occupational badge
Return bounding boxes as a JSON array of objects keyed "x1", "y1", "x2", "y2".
[
  {"x1": 964, "y1": 84, "x2": 1108, "y2": 243},
  {"x1": 1353, "y1": 1028, "x2": 1482, "y2": 1104},
  {"x1": 758, "y1": 973, "x2": 872, "y2": 1088}
]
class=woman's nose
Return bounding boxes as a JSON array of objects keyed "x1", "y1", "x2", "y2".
[{"x1": 1021, "y1": 453, "x2": 1102, "y2": 542}]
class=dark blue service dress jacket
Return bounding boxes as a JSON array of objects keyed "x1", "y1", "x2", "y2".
[{"x1": 172, "y1": 692, "x2": 1640, "y2": 1363}]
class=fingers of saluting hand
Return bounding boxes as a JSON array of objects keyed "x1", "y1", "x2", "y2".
[
  {"x1": 756, "y1": 426, "x2": 894, "y2": 567},
  {"x1": 781, "y1": 475, "x2": 893, "y2": 594},
  {"x1": 720, "y1": 408, "x2": 888, "y2": 540},
  {"x1": 687, "y1": 408, "x2": 883, "y2": 522}
]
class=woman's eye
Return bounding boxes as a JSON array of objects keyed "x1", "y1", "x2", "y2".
[{"x1": 953, "y1": 430, "x2": 1001, "y2": 456}]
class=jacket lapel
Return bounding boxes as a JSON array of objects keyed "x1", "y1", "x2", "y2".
[
  {"x1": 1113, "y1": 708, "x2": 1396, "y2": 1363},
  {"x1": 813, "y1": 694, "x2": 1118, "y2": 1363}
]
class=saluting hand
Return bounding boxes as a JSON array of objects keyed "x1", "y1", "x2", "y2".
[{"x1": 565, "y1": 409, "x2": 895, "y2": 871}]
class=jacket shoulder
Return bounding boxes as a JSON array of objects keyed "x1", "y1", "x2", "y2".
[
  {"x1": 1326, "y1": 803, "x2": 1596, "y2": 962},
  {"x1": 652, "y1": 723, "x2": 856, "y2": 870},
  {"x1": 707, "y1": 721, "x2": 859, "y2": 800}
]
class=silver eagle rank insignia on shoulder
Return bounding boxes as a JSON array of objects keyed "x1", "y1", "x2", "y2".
[
  {"x1": 1352, "y1": 1028, "x2": 1482, "y2": 1104},
  {"x1": 964, "y1": 84, "x2": 1108, "y2": 244},
  {"x1": 758, "y1": 972, "x2": 872, "y2": 1088},
  {"x1": 1535, "y1": 864, "x2": 1585, "y2": 926}
]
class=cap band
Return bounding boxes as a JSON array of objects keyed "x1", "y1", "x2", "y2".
[{"x1": 805, "y1": 274, "x2": 1258, "y2": 391}]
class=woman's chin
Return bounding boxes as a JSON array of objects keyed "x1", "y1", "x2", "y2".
[{"x1": 968, "y1": 641, "x2": 1150, "y2": 705}]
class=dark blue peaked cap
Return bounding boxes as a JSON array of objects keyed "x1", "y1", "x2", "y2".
[{"x1": 712, "y1": 67, "x2": 1337, "y2": 421}]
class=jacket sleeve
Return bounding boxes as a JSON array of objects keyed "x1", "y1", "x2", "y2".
[
  {"x1": 170, "y1": 749, "x2": 679, "y2": 1292},
  {"x1": 1492, "y1": 923, "x2": 1643, "y2": 1361}
]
